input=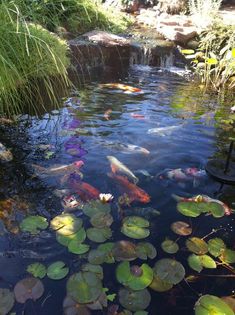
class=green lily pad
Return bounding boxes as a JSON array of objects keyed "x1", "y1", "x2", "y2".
[
  {"x1": 27, "y1": 263, "x2": 47, "y2": 279},
  {"x1": 219, "y1": 249, "x2": 235, "y2": 264},
  {"x1": 121, "y1": 216, "x2": 150, "y2": 240},
  {"x1": 208, "y1": 238, "x2": 226, "y2": 257},
  {"x1": 47, "y1": 261, "x2": 69, "y2": 280},
  {"x1": 81, "y1": 264, "x2": 103, "y2": 280},
  {"x1": 116, "y1": 261, "x2": 153, "y2": 291},
  {"x1": 63, "y1": 295, "x2": 91, "y2": 315},
  {"x1": 90, "y1": 212, "x2": 113, "y2": 228},
  {"x1": 195, "y1": 295, "x2": 234, "y2": 315},
  {"x1": 83, "y1": 200, "x2": 111, "y2": 218},
  {"x1": 0, "y1": 289, "x2": 14, "y2": 315},
  {"x1": 68, "y1": 242, "x2": 90, "y2": 255},
  {"x1": 20, "y1": 215, "x2": 48, "y2": 234},
  {"x1": 200, "y1": 255, "x2": 217, "y2": 269},
  {"x1": 149, "y1": 274, "x2": 173, "y2": 292},
  {"x1": 97, "y1": 242, "x2": 115, "y2": 263},
  {"x1": 56, "y1": 228, "x2": 86, "y2": 247},
  {"x1": 14, "y1": 277, "x2": 44, "y2": 303},
  {"x1": 112, "y1": 240, "x2": 137, "y2": 261},
  {"x1": 87, "y1": 227, "x2": 112, "y2": 243},
  {"x1": 153, "y1": 259, "x2": 185, "y2": 285},
  {"x1": 161, "y1": 239, "x2": 179, "y2": 254},
  {"x1": 67, "y1": 272, "x2": 103, "y2": 304},
  {"x1": 88, "y1": 249, "x2": 107, "y2": 265},
  {"x1": 188, "y1": 254, "x2": 216, "y2": 272},
  {"x1": 209, "y1": 202, "x2": 225, "y2": 218},
  {"x1": 51, "y1": 214, "x2": 82, "y2": 236},
  {"x1": 136, "y1": 242, "x2": 157, "y2": 260},
  {"x1": 177, "y1": 201, "x2": 202, "y2": 217},
  {"x1": 186, "y1": 237, "x2": 208, "y2": 255},
  {"x1": 171, "y1": 221, "x2": 192, "y2": 236},
  {"x1": 119, "y1": 288, "x2": 151, "y2": 312}
]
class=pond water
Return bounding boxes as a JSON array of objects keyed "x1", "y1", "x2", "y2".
[{"x1": 0, "y1": 65, "x2": 235, "y2": 315}]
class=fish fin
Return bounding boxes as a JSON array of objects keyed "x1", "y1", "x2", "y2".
[{"x1": 111, "y1": 163, "x2": 118, "y2": 174}]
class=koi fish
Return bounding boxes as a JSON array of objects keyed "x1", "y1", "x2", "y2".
[
  {"x1": 147, "y1": 125, "x2": 182, "y2": 136},
  {"x1": 32, "y1": 160, "x2": 84, "y2": 176},
  {"x1": 100, "y1": 141, "x2": 149, "y2": 155},
  {"x1": 107, "y1": 156, "x2": 139, "y2": 183},
  {"x1": 69, "y1": 180, "x2": 100, "y2": 201},
  {"x1": 108, "y1": 173, "x2": 150, "y2": 204},
  {"x1": 104, "y1": 109, "x2": 112, "y2": 120},
  {"x1": 100, "y1": 83, "x2": 143, "y2": 94},
  {"x1": 172, "y1": 194, "x2": 233, "y2": 216},
  {"x1": 131, "y1": 113, "x2": 145, "y2": 119}
]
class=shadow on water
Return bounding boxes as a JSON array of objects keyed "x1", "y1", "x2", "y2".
[{"x1": 0, "y1": 65, "x2": 235, "y2": 315}]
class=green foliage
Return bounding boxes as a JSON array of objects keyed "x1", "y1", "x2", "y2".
[{"x1": 189, "y1": 0, "x2": 222, "y2": 27}]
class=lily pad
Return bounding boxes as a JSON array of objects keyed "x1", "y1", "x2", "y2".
[
  {"x1": 161, "y1": 239, "x2": 179, "y2": 254},
  {"x1": 67, "y1": 272, "x2": 102, "y2": 304},
  {"x1": 83, "y1": 200, "x2": 111, "y2": 218},
  {"x1": 51, "y1": 214, "x2": 82, "y2": 236},
  {"x1": 208, "y1": 238, "x2": 226, "y2": 257},
  {"x1": 121, "y1": 216, "x2": 150, "y2": 240},
  {"x1": 0, "y1": 289, "x2": 14, "y2": 315},
  {"x1": 27, "y1": 263, "x2": 47, "y2": 279},
  {"x1": 186, "y1": 237, "x2": 208, "y2": 255},
  {"x1": 171, "y1": 221, "x2": 192, "y2": 236},
  {"x1": 86, "y1": 292, "x2": 108, "y2": 310},
  {"x1": 56, "y1": 228, "x2": 86, "y2": 247},
  {"x1": 88, "y1": 249, "x2": 107, "y2": 265},
  {"x1": 63, "y1": 295, "x2": 91, "y2": 315},
  {"x1": 97, "y1": 242, "x2": 115, "y2": 263},
  {"x1": 153, "y1": 259, "x2": 185, "y2": 285},
  {"x1": 219, "y1": 249, "x2": 235, "y2": 264},
  {"x1": 113, "y1": 240, "x2": 137, "y2": 261},
  {"x1": 47, "y1": 261, "x2": 69, "y2": 280},
  {"x1": 221, "y1": 297, "x2": 235, "y2": 312},
  {"x1": 81, "y1": 264, "x2": 103, "y2": 280},
  {"x1": 188, "y1": 254, "x2": 216, "y2": 272},
  {"x1": 14, "y1": 277, "x2": 44, "y2": 303},
  {"x1": 209, "y1": 202, "x2": 225, "y2": 218},
  {"x1": 136, "y1": 242, "x2": 157, "y2": 260},
  {"x1": 195, "y1": 295, "x2": 234, "y2": 315},
  {"x1": 87, "y1": 227, "x2": 112, "y2": 243},
  {"x1": 68, "y1": 242, "x2": 90, "y2": 255},
  {"x1": 20, "y1": 215, "x2": 48, "y2": 234},
  {"x1": 119, "y1": 288, "x2": 151, "y2": 312},
  {"x1": 149, "y1": 274, "x2": 173, "y2": 292},
  {"x1": 177, "y1": 202, "x2": 202, "y2": 217},
  {"x1": 90, "y1": 213, "x2": 113, "y2": 228}
]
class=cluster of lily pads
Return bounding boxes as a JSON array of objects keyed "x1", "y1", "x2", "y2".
[{"x1": 0, "y1": 194, "x2": 235, "y2": 315}]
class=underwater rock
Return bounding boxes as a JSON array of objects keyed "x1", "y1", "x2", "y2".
[{"x1": 0, "y1": 142, "x2": 13, "y2": 162}]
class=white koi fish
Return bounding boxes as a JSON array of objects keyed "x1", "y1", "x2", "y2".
[
  {"x1": 107, "y1": 156, "x2": 139, "y2": 184},
  {"x1": 147, "y1": 125, "x2": 182, "y2": 136}
]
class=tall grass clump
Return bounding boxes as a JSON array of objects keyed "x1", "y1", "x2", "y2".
[{"x1": 0, "y1": 1, "x2": 70, "y2": 116}]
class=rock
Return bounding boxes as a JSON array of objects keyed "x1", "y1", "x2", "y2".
[
  {"x1": 156, "y1": 0, "x2": 187, "y2": 14},
  {"x1": 0, "y1": 143, "x2": 13, "y2": 162},
  {"x1": 80, "y1": 30, "x2": 130, "y2": 47},
  {"x1": 186, "y1": 39, "x2": 199, "y2": 50}
]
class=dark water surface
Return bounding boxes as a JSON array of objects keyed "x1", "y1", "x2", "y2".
[{"x1": 0, "y1": 65, "x2": 235, "y2": 315}]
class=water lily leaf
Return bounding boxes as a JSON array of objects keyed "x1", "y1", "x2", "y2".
[
  {"x1": 221, "y1": 297, "x2": 235, "y2": 311},
  {"x1": 209, "y1": 202, "x2": 225, "y2": 218},
  {"x1": 181, "y1": 49, "x2": 195, "y2": 55},
  {"x1": 123, "y1": 216, "x2": 149, "y2": 228},
  {"x1": 87, "y1": 227, "x2": 112, "y2": 243},
  {"x1": 97, "y1": 242, "x2": 115, "y2": 263},
  {"x1": 0, "y1": 288, "x2": 14, "y2": 315},
  {"x1": 87, "y1": 292, "x2": 108, "y2": 310},
  {"x1": 67, "y1": 272, "x2": 103, "y2": 304},
  {"x1": 20, "y1": 215, "x2": 48, "y2": 234},
  {"x1": 208, "y1": 238, "x2": 226, "y2": 257},
  {"x1": 136, "y1": 242, "x2": 157, "y2": 260},
  {"x1": 149, "y1": 274, "x2": 173, "y2": 292},
  {"x1": 171, "y1": 221, "x2": 192, "y2": 236},
  {"x1": 153, "y1": 259, "x2": 185, "y2": 285},
  {"x1": 112, "y1": 240, "x2": 137, "y2": 261},
  {"x1": 88, "y1": 249, "x2": 107, "y2": 265},
  {"x1": 200, "y1": 255, "x2": 216, "y2": 269},
  {"x1": 63, "y1": 295, "x2": 91, "y2": 315},
  {"x1": 116, "y1": 261, "x2": 132, "y2": 284},
  {"x1": 27, "y1": 263, "x2": 47, "y2": 279},
  {"x1": 188, "y1": 254, "x2": 203, "y2": 272},
  {"x1": 56, "y1": 228, "x2": 86, "y2": 247},
  {"x1": 121, "y1": 216, "x2": 150, "y2": 240},
  {"x1": 14, "y1": 277, "x2": 44, "y2": 303},
  {"x1": 177, "y1": 202, "x2": 202, "y2": 217},
  {"x1": 68, "y1": 242, "x2": 90, "y2": 255},
  {"x1": 195, "y1": 295, "x2": 234, "y2": 315},
  {"x1": 119, "y1": 288, "x2": 151, "y2": 312},
  {"x1": 90, "y1": 212, "x2": 113, "y2": 228},
  {"x1": 186, "y1": 237, "x2": 208, "y2": 255},
  {"x1": 219, "y1": 249, "x2": 235, "y2": 264},
  {"x1": 81, "y1": 264, "x2": 103, "y2": 280},
  {"x1": 51, "y1": 214, "x2": 82, "y2": 236},
  {"x1": 83, "y1": 200, "x2": 111, "y2": 218},
  {"x1": 47, "y1": 261, "x2": 69, "y2": 280},
  {"x1": 161, "y1": 239, "x2": 179, "y2": 254}
]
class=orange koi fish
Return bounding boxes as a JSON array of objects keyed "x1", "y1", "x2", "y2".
[
  {"x1": 108, "y1": 173, "x2": 150, "y2": 204},
  {"x1": 131, "y1": 113, "x2": 145, "y2": 119},
  {"x1": 100, "y1": 83, "x2": 143, "y2": 94},
  {"x1": 69, "y1": 181, "x2": 100, "y2": 201}
]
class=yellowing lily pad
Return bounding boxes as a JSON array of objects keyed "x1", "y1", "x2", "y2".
[
  {"x1": 161, "y1": 239, "x2": 179, "y2": 254},
  {"x1": 219, "y1": 249, "x2": 235, "y2": 264},
  {"x1": 14, "y1": 277, "x2": 44, "y2": 303},
  {"x1": 81, "y1": 264, "x2": 103, "y2": 280},
  {"x1": 119, "y1": 288, "x2": 151, "y2": 312},
  {"x1": 47, "y1": 261, "x2": 69, "y2": 280},
  {"x1": 51, "y1": 214, "x2": 82, "y2": 236},
  {"x1": 195, "y1": 295, "x2": 234, "y2": 315},
  {"x1": 221, "y1": 297, "x2": 235, "y2": 312},
  {"x1": 188, "y1": 254, "x2": 216, "y2": 272},
  {"x1": 0, "y1": 289, "x2": 14, "y2": 315},
  {"x1": 27, "y1": 263, "x2": 47, "y2": 279},
  {"x1": 186, "y1": 237, "x2": 208, "y2": 255},
  {"x1": 208, "y1": 238, "x2": 226, "y2": 257},
  {"x1": 153, "y1": 259, "x2": 185, "y2": 285},
  {"x1": 121, "y1": 216, "x2": 150, "y2": 240},
  {"x1": 20, "y1": 215, "x2": 48, "y2": 234},
  {"x1": 136, "y1": 242, "x2": 157, "y2": 260},
  {"x1": 83, "y1": 200, "x2": 111, "y2": 218},
  {"x1": 67, "y1": 272, "x2": 102, "y2": 304},
  {"x1": 87, "y1": 227, "x2": 112, "y2": 243},
  {"x1": 149, "y1": 274, "x2": 173, "y2": 292},
  {"x1": 56, "y1": 228, "x2": 86, "y2": 247},
  {"x1": 171, "y1": 221, "x2": 192, "y2": 236},
  {"x1": 112, "y1": 240, "x2": 137, "y2": 261}
]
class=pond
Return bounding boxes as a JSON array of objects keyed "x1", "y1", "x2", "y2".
[{"x1": 0, "y1": 65, "x2": 235, "y2": 315}]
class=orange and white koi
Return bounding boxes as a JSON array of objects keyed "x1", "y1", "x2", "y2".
[
  {"x1": 100, "y1": 83, "x2": 143, "y2": 94},
  {"x1": 69, "y1": 180, "x2": 100, "y2": 201},
  {"x1": 32, "y1": 160, "x2": 84, "y2": 176}
]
